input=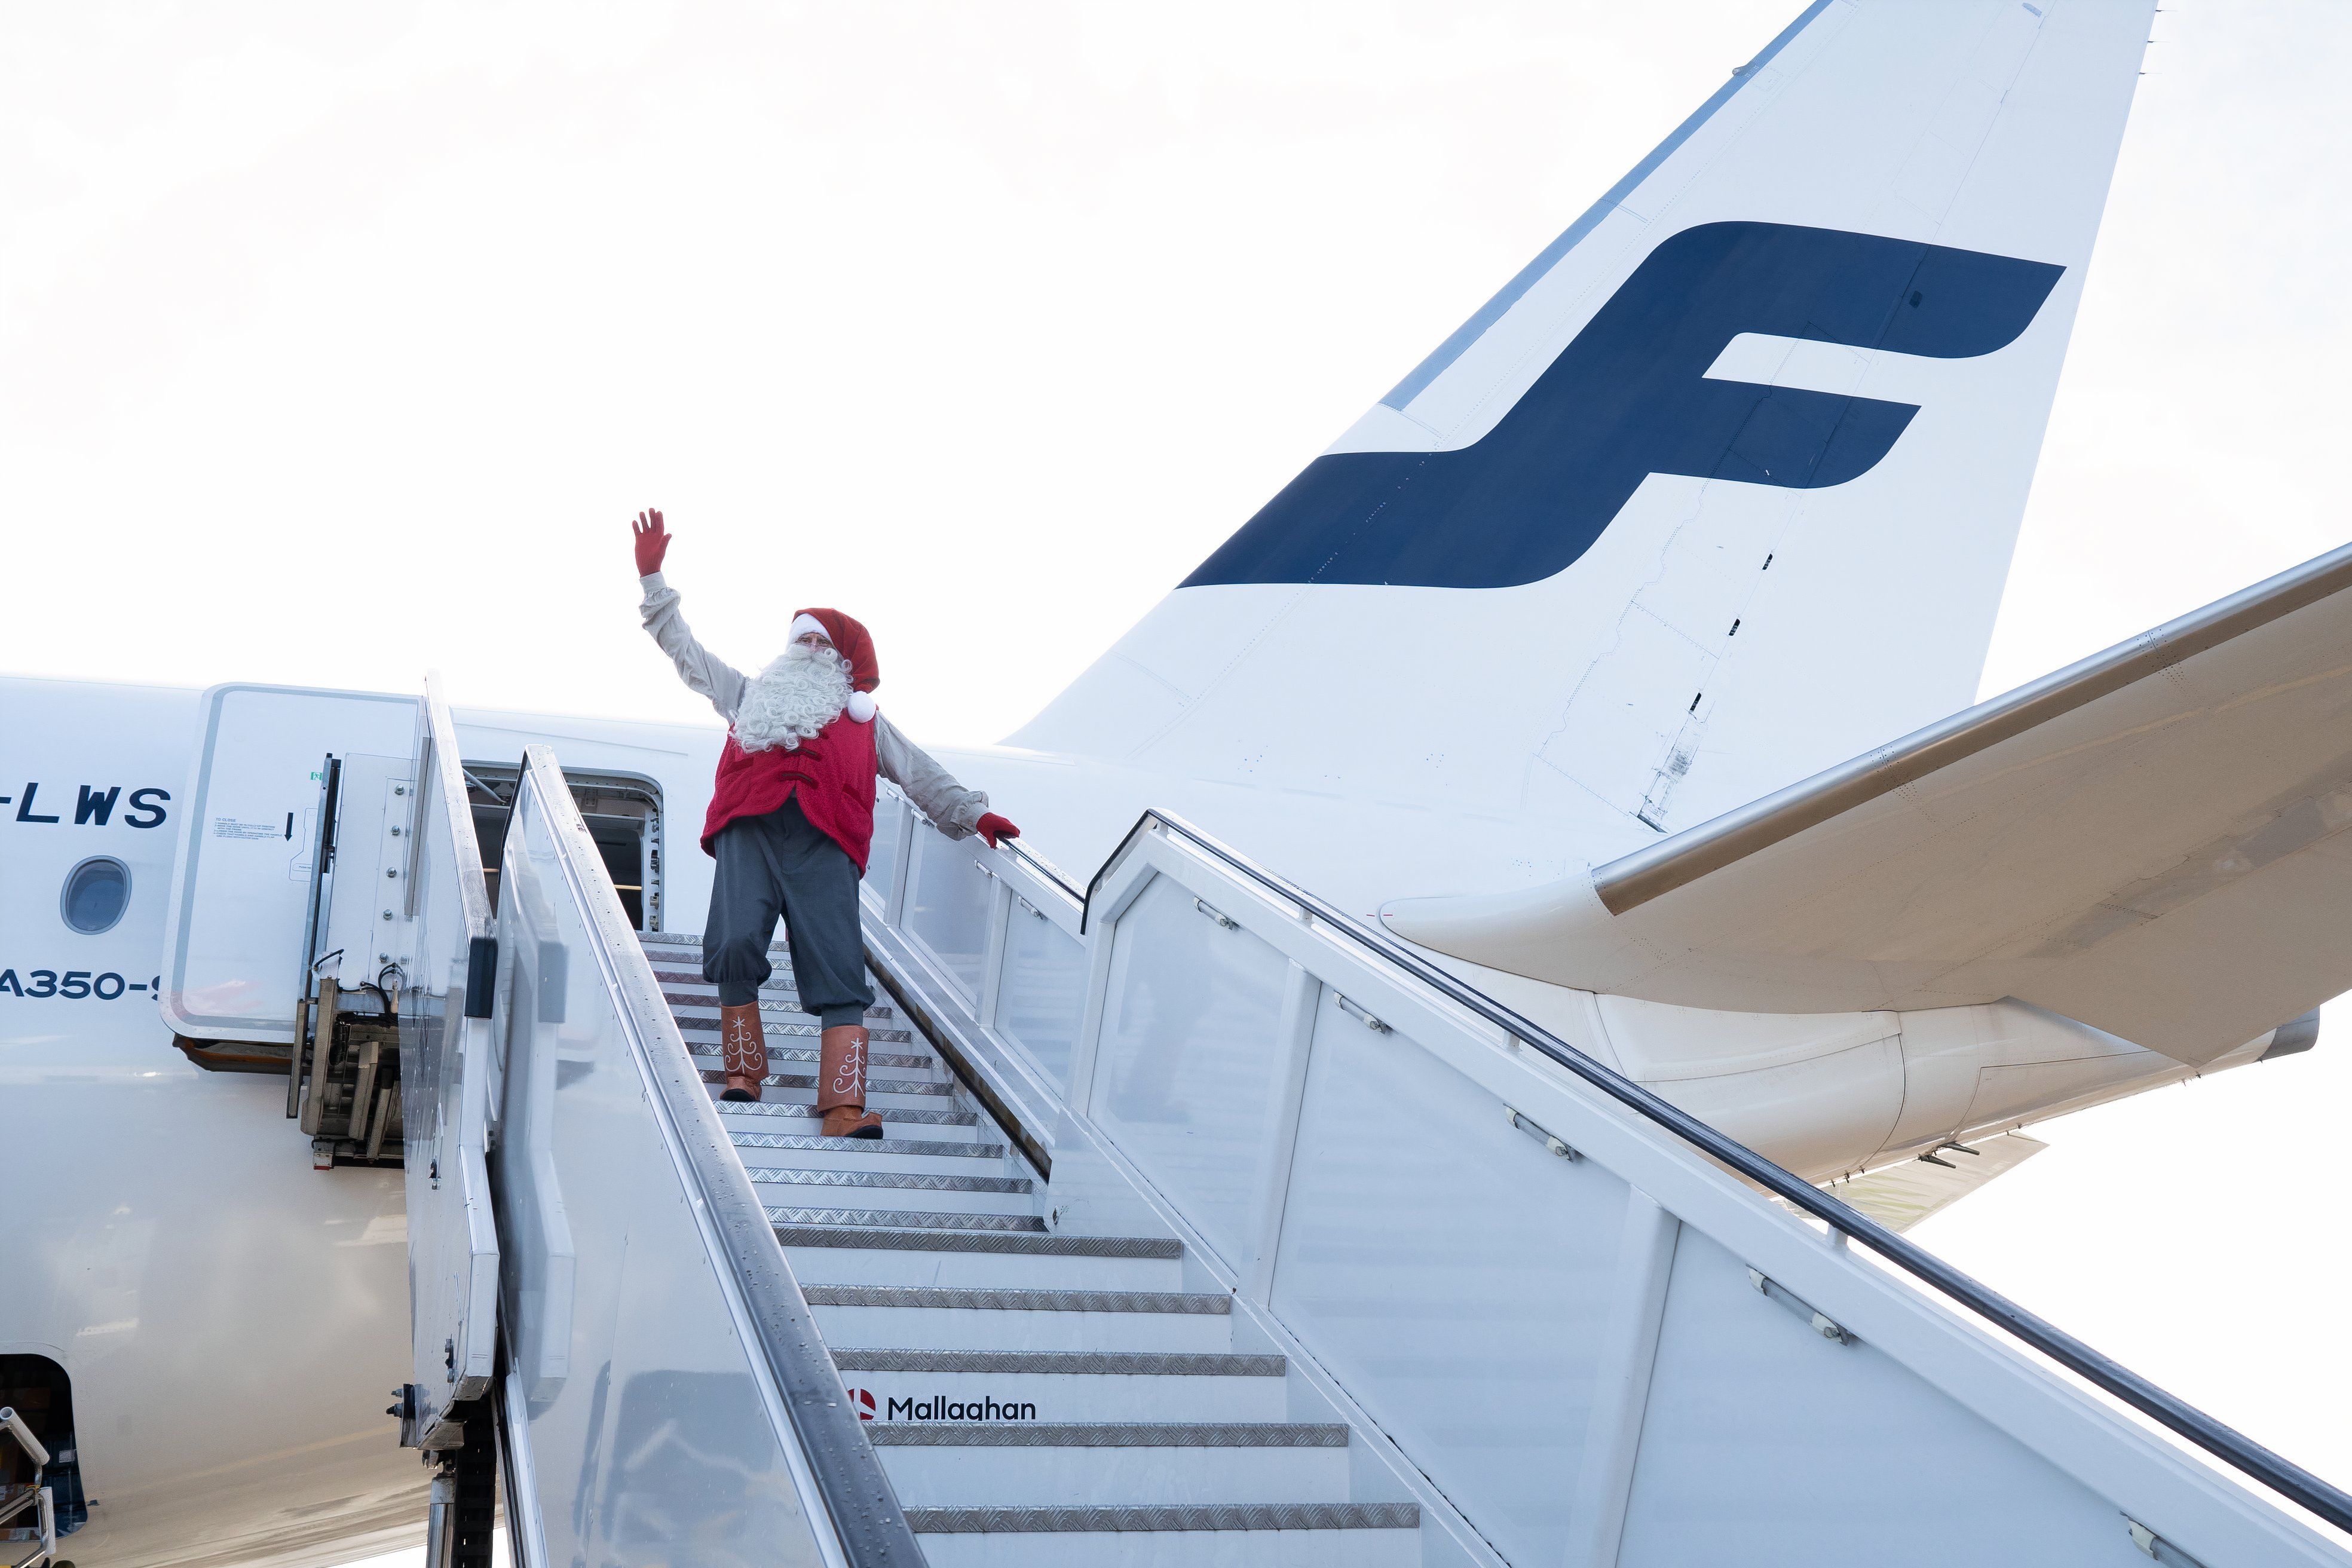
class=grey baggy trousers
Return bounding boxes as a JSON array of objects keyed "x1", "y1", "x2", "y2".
[{"x1": 703, "y1": 798, "x2": 874, "y2": 1027}]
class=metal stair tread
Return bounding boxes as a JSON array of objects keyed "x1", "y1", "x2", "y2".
[
  {"x1": 667, "y1": 991, "x2": 897, "y2": 1016},
  {"x1": 767, "y1": 1207, "x2": 1047, "y2": 1233},
  {"x1": 734, "y1": 1133, "x2": 1004, "y2": 1158},
  {"x1": 746, "y1": 1167, "x2": 1032, "y2": 1195},
  {"x1": 681, "y1": 1025, "x2": 919, "y2": 1047},
  {"x1": 639, "y1": 932, "x2": 782, "y2": 951},
  {"x1": 662, "y1": 988, "x2": 887, "y2": 1015},
  {"x1": 900, "y1": 1503, "x2": 1420, "y2": 1535},
  {"x1": 696, "y1": 1069, "x2": 954, "y2": 1096},
  {"x1": 647, "y1": 967, "x2": 821, "y2": 987},
  {"x1": 675, "y1": 1004, "x2": 905, "y2": 1024},
  {"x1": 865, "y1": 1422, "x2": 1347, "y2": 1448},
  {"x1": 676, "y1": 1010, "x2": 908, "y2": 1034},
  {"x1": 803, "y1": 1285, "x2": 1230, "y2": 1315},
  {"x1": 694, "y1": 1046, "x2": 933, "y2": 1071},
  {"x1": 683, "y1": 1028, "x2": 921, "y2": 1049},
  {"x1": 717, "y1": 1100, "x2": 979, "y2": 1126},
  {"x1": 655, "y1": 973, "x2": 883, "y2": 999},
  {"x1": 774, "y1": 1227, "x2": 1179, "y2": 1258},
  {"x1": 831, "y1": 1349, "x2": 1285, "y2": 1376},
  {"x1": 644, "y1": 965, "x2": 799, "y2": 981}
]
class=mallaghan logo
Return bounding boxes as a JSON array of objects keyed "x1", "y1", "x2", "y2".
[{"x1": 841, "y1": 1385, "x2": 1038, "y2": 1422}]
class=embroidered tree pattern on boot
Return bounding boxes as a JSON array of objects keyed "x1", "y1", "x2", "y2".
[{"x1": 718, "y1": 1002, "x2": 767, "y2": 1101}]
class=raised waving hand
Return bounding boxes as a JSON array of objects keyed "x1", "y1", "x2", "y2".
[{"x1": 632, "y1": 508, "x2": 671, "y2": 576}]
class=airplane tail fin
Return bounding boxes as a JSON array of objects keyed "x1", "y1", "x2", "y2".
[{"x1": 1014, "y1": 0, "x2": 2154, "y2": 864}]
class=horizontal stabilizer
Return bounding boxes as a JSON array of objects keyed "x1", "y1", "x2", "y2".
[
  {"x1": 1385, "y1": 540, "x2": 2352, "y2": 1064},
  {"x1": 1806, "y1": 1134, "x2": 2047, "y2": 1233}
]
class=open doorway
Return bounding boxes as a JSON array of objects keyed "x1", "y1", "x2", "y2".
[
  {"x1": 464, "y1": 764, "x2": 664, "y2": 931},
  {"x1": 1, "y1": 1354, "x2": 85, "y2": 1548}
]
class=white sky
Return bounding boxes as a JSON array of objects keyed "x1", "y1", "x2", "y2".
[{"x1": 6, "y1": 0, "x2": 2349, "y2": 1553}]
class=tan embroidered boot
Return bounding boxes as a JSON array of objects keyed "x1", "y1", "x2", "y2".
[
  {"x1": 718, "y1": 1003, "x2": 768, "y2": 1101},
  {"x1": 817, "y1": 1023, "x2": 882, "y2": 1139}
]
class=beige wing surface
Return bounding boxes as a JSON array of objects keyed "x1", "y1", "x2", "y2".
[{"x1": 1386, "y1": 541, "x2": 2352, "y2": 1064}]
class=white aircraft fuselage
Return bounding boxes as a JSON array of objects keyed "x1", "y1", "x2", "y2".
[{"x1": 0, "y1": 667, "x2": 2284, "y2": 1567}]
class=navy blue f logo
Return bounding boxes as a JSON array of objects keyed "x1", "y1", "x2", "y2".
[{"x1": 1184, "y1": 222, "x2": 2063, "y2": 590}]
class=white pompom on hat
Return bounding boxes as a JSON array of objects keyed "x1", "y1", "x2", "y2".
[{"x1": 846, "y1": 691, "x2": 877, "y2": 723}]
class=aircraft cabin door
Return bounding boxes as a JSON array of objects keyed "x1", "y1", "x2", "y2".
[{"x1": 160, "y1": 683, "x2": 422, "y2": 1045}]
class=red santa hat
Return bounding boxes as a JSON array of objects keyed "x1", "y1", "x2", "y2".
[{"x1": 791, "y1": 606, "x2": 880, "y2": 721}]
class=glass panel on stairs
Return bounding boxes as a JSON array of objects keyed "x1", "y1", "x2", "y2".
[
  {"x1": 1089, "y1": 875, "x2": 1291, "y2": 1269},
  {"x1": 996, "y1": 901, "x2": 1085, "y2": 1092},
  {"x1": 1272, "y1": 988, "x2": 1631, "y2": 1567},
  {"x1": 905, "y1": 829, "x2": 993, "y2": 999}
]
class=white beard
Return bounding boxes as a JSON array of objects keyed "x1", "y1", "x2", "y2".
[{"x1": 735, "y1": 643, "x2": 852, "y2": 752}]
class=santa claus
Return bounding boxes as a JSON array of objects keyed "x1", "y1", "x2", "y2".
[{"x1": 630, "y1": 509, "x2": 1017, "y2": 1137}]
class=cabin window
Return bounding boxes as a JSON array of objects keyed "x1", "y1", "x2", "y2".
[{"x1": 60, "y1": 856, "x2": 130, "y2": 934}]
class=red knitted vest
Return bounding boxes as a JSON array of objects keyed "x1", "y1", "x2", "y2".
[{"x1": 700, "y1": 712, "x2": 878, "y2": 871}]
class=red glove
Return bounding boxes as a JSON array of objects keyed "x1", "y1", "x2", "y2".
[
  {"x1": 975, "y1": 813, "x2": 1019, "y2": 849},
  {"x1": 632, "y1": 508, "x2": 670, "y2": 576}
]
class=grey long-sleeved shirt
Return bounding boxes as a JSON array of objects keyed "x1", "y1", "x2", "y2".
[{"x1": 638, "y1": 572, "x2": 989, "y2": 840}]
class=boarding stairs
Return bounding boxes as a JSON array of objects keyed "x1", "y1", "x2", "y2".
[
  {"x1": 644, "y1": 929, "x2": 1421, "y2": 1564},
  {"x1": 379, "y1": 680, "x2": 2352, "y2": 1568}
]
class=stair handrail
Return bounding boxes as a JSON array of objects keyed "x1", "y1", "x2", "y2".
[
  {"x1": 512, "y1": 746, "x2": 926, "y2": 1566},
  {"x1": 999, "y1": 835, "x2": 1085, "y2": 904},
  {"x1": 1082, "y1": 808, "x2": 2352, "y2": 1536}
]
